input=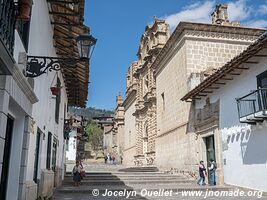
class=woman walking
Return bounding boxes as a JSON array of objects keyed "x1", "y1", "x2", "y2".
[{"x1": 72, "y1": 160, "x2": 82, "y2": 186}]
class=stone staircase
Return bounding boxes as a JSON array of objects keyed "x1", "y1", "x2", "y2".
[
  {"x1": 118, "y1": 167, "x2": 159, "y2": 172},
  {"x1": 61, "y1": 172, "x2": 195, "y2": 188},
  {"x1": 55, "y1": 167, "x2": 232, "y2": 194}
]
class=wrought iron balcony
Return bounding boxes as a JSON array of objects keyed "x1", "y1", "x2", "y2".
[
  {"x1": 236, "y1": 89, "x2": 267, "y2": 124},
  {"x1": 0, "y1": 0, "x2": 16, "y2": 56}
]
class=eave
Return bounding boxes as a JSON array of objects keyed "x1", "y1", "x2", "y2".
[{"x1": 48, "y1": 0, "x2": 89, "y2": 107}]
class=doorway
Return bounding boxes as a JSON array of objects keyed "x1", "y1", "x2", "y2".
[
  {"x1": 33, "y1": 129, "x2": 41, "y2": 183},
  {"x1": 0, "y1": 116, "x2": 14, "y2": 200},
  {"x1": 52, "y1": 137, "x2": 57, "y2": 172},
  {"x1": 205, "y1": 135, "x2": 216, "y2": 184}
]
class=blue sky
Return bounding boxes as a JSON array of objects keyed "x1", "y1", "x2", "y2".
[{"x1": 84, "y1": 0, "x2": 267, "y2": 110}]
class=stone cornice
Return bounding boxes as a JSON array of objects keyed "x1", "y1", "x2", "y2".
[
  {"x1": 154, "y1": 21, "x2": 265, "y2": 77},
  {"x1": 124, "y1": 90, "x2": 136, "y2": 111},
  {"x1": 126, "y1": 83, "x2": 137, "y2": 96},
  {"x1": 134, "y1": 104, "x2": 148, "y2": 115},
  {"x1": 135, "y1": 48, "x2": 162, "y2": 76},
  {"x1": 12, "y1": 63, "x2": 39, "y2": 104}
]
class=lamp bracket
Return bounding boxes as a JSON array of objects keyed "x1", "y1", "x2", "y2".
[{"x1": 25, "y1": 56, "x2": 79, "y2": 78}]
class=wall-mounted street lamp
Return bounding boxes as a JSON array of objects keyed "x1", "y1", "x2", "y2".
[{"x1": 25, "y1": 33, "x2": 97, "y2": 78}]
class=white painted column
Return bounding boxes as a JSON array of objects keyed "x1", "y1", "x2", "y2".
[
  {"x1": 0, "y1": 76, "x2": 10, "y2": 185},
  {"x1": 18, "y1": 116, "x2": 32, "y2": 200}
]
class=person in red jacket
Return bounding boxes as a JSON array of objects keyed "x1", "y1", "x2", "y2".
[{"x1": 112, "y1": 155, "x2": 115, "y2": 164}]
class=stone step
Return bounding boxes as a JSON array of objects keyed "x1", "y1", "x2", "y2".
[
  {"x1": 63, "y1": 178, "x2": 188, "y2": 182},
  {"x1": 55, "y1": 185, "x2": 235, "y2": 194},
  {"x1": 64, "y1": 175, "x2": 186, "y2": 179},
  {"x1": 62, "y1": 179, "x2": 195, "y2": 186},
  {"x1": 118, "y1": 167, "x2": 159, "y2": 172},
  {"x1": 65, "y1": 172, "x2": 165, "y2": 175}
]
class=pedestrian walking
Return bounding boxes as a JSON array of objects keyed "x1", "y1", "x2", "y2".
[
  {"x1": 120, "y1": 155, "x2": 123, "y2": 164},
  {"x1": 104, "y1": 155, "x2": 108, "y2": 164},
  {"x1": 72, "y1": 161, "x2": 82, "y2": 186},
  {"x1": 108, "y1": 153, "x2": 111, "y2": 164},
  {"x1": 197, "y1": 160, "x2": 207, "y2": 186},
  {"x1": 112, "y1": 155, "x2": 115, "y2": 164},
  {"x1": 208, "y1": 159, "x2": 217, "y2": 186},
  {"x1": 79, "y1": 160, "x2": 86, "y2": 179}
]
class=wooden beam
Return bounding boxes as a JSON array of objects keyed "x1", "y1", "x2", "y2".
[
  {"x1": 52, "y1": 22, "x2": 80, "y2": 26},
  {"x1": 52, "y1": 16, "x2": 80, "y2": 26},
  {"x1": 49, "y1": 11, "x2": 80, "y2": 16},
  {"x1": 47, "y1": 0, "x2": 79, "y2": 4},
  {"x1": 55, "y1": 37, "x2": 77, "y2": 47},
  {"x1": 53, "y1": 35, "x2": 75, "y2": 40},
  {"x1": 54, "y1": 44, "x2": 73, "y2": 48},
  {"x1": 55, "y1": 46, "x2": 78, "y2": 56},
  {"x1": 54, "y1": 26, "x2": 81, "y2": 38}
]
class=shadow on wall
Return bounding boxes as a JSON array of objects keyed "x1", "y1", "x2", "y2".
[{"x1": 227, "y1": 127, "x2": 267, "y2": 165}]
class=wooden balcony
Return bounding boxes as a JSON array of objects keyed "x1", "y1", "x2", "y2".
[{"x1": 236, "y1": 89, "x2": 267, "y2": 124}]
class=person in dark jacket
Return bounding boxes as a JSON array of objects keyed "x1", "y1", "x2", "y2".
[
  {"x1": 208, "y1": 159, "x2": 217, "y2": 186},
  {"x1": 72, "y1": 161, "x2": 82, "y2": 186},
  {"x1": 104, "y1": 155, "x2": 108, "y2": 164},
  {"x1": 197, "y1": 160, "x2": 207, "y2": 186}
]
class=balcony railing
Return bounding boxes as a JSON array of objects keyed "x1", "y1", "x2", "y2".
[
  {"x1": 0, "y1": 0, "x2": 16, "y2": 56},
  {"x1": 236, "y1": 89, "x2": 267, "y2": 124}
]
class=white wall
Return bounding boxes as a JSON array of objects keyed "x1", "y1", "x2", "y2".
[
  {"x1": 220, "y1": 60, "x2": 267, "y2": 192},
  {"x1": 124, "y1": 100, "x2": 137, "y2": 149},
  {"x1": 0, "y1": 0, "x2": 69, "y2": 198},
  {"x1": 195, "y1": 55, "x2": 267, "y2": 192},
  {"x1": 25, "y1": 0, "x2": 67, "y2": 188},
  {"x1": 66, "y1": 131, "x2": 77, "y2": 161},
  {"x1": 123, "y1": 99, "x2": 137, "y2": 165},
  {"x1": 6, "y1": 99, "x2": 26, "y2": 200}
]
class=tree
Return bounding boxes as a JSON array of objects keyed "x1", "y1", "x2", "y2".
[{"x1": 85, "y1": 121, "x2": 103, "y2": 157}]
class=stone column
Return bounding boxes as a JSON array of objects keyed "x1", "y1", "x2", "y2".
[
  {"x1": 18, "y1": 116, "x2": 32, "y2": 200},
  {"x1": 54, "y1": 166, "x2": 63, "y2": 187}
]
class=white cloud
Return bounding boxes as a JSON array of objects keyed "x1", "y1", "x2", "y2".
[
  {"x1": 258, "y1": 3, "x2": 267, "y2": 15},
  {"x1": 246, "y1": 20, "x2": 267, "y2": 28},
  {"x1": 163, "y1": 1, "x2": 215, "y2": 31},
  {"x1": 162, "y1": 0, "x2": 266, "y2": 32},
  {"x1": 227, "y1": 0, "x2": 251, "y2": 21}
]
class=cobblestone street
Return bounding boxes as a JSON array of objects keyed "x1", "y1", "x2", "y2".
[{"x1": 53, "y1": 164, "x2": 267, "y2": 200}]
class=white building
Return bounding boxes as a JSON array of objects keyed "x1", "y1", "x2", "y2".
[
  {"x1": 182, "y1": 32, "x2": 267, "y2": 192},
  {"x1": 66, "y1": 130, "x2": 77, "y2": 161},
  {"x1": 66, "y1": 115, "x2": 85, "y2": 162},
  {"x1": 0, "y1": 0, "x2": 92, "y2": 200}
]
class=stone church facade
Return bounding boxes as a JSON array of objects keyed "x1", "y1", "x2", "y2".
[
  {"x1": 124, "y1": 18, "x2": 169, "y2": 166},
  {"x1": 123, "y1": 5, "x2": 265, "y2": 184},
  {"x1": 154, "y1": 4, "x2": 264, "y2": 183}
]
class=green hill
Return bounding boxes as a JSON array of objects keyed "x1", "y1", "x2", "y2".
[{"x1": 68, "y1": 107, "x2": 114, "y2": 120}]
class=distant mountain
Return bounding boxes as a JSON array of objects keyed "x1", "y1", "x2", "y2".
[{"x1": 69, "y1": 107, "x2": 114, "y2": 120}]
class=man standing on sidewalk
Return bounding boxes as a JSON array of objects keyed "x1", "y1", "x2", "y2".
[{"x1": 208, "y1": 159, "x2": 217, "y2": 186}]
